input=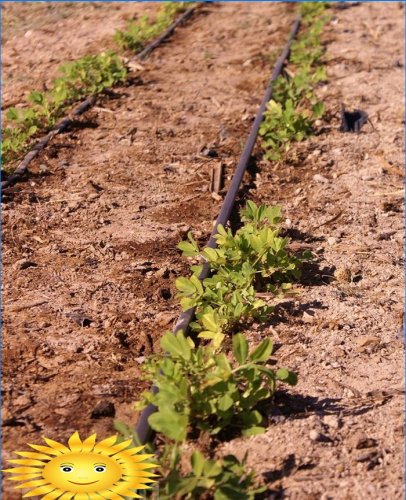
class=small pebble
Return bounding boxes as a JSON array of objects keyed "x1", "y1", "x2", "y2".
[
  {"x1": 309, "y1": 430, "x2": 321, "y2": 441},
  {"x1": 303, "y1": 310, "x2": 316, "y2": 323},
  {"x1": 323, "y1": 415, "x2": 340, "y2": 429},
  {"x1": 313, "y1": 174, "x2": 329, "y2": 183}
]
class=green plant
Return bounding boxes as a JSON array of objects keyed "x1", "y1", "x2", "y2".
[
  {"x1": 2, "y1": 51, "x2": 127, "y2": 166},
  {"x1": 300, "y1": 2, "x2": 330, "y2": 25},
  {"x1": 54, "y1": 51, "x2": 127, "y2": 100},
  {"x1": 259, "y1": 98, "x2": 324, "y2": 160},
  {"x1": 138, "y1": 330, "x2": 297, "y2": 442},
  {"x1": 272, "y1": 66, "x2": 326, "y2": 107},
  {"x1": 259, "y1": 2, "x2": 329, "y2": 161},
  {"x1": 177, "y1": 202, "x2": 306, "y2": 344},
  {"x1": 114, "y1": 2, "x2": 187, "y2": 52},
  {"x1": 157, "y1": 446, "x2": 265, "y2": 499}
]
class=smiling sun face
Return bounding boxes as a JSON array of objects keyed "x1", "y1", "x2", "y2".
[
  {"x1": 3, "y1": 432, "x2": 158, "y2": 499},
  {"x1": 42, "y1": 452, "x2": 122, "y2": 493}
]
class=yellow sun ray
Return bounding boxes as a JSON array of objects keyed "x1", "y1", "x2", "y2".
[
  {"x1": 7, "y1": 458, "x2": 48, "y2": 466},
  {"x1": 42, "y1": 489, "x2": 66, "y2": 500},
  {"x1": 43, "y1": 437, "x2": 71, "y2": 453},
  {"x1": 111, "y1": 482, "x2": 152, "y2": 496},
  {"x1": 122, "y1": 462, "x2": 158, "y2": 472},
  {"x1": 67, "y1": 432, "x2": 83, "y2": 453},
  {"x1": 72, "y1": 494, "x2": 90, "y2": 500},
  {"x1": 14, "y1": 478, "x2": 48, "y2": 489},
  {"x1": 92, "y1": 435, "x2": 119, "y2": 454},
  {"x1": 6, "y1": 473, "x2": 43, "y2": 481},
  {"x1": 3, "y1": 466, "x2": 43, "y2": 474},
  {"x1": 102, "y1": 438, "x2": 134, "y2": 456},
  {"x1": 57, "y1": 493, "x2": 75, "y2": 500},
  {"x1": 116, "y1": 451, "x2": 155, "y2": 461},
  {"x1": 28, "y1": 443, "x2": 65, "y2": 456},
  {"x1": 80, "y1": 492, "x2": 104, "y2": 499},
  {"x1": 124, "y1": 477, "x2": 158, "y2": 484},
  {"x1": 123, "y1": 470, "x2": 159, "y2": 478},
  {"x1": 109, "y1": 489, "x2": 143, "y2": 499},
  {"x1": 98, "y1": 490, "x2": 123, "y2": 500},
  {"x1": 23, "y1": 484, "x2": 56, "y2": 497},
  {"x1": 16, "y1": 451, "x2": 53, "y2": 460},
  {"x1": 81, "y1": 433, "x2": 97, "y2": 452},
  {"x1": 117, "y1": 446, "x2": 145, "y2": 456}
]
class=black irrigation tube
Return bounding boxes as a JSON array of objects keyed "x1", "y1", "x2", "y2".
[
  {"x1": 135, "y1": 5, "x2": 197, "y2": 61},
  {"x1": 135, "y1": 14, "x2": 302, "y2": 445},
  {"x1": 1, "y1": 5, "x2": 198, "y2": 191},
  {"x1": 1, "y1": 96, "x2": 96, "y2": 190}
]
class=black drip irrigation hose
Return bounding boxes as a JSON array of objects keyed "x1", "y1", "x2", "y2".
[
  {"x1": 135, "y1": 6, "x2": 197, "y2": 61},
  {"x1": 135, "y1": 14, "x2": 301, "y2": 445},
  {"x1": 2, "y1": 97, "x2": 96, "y2": 190},
  {"x1": 1, "y1": 6, "x2": 199, "y2": 191}
]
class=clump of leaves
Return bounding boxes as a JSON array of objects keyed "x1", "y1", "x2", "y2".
[
  {"x1": 259, "y1": 98, "x2": 324, "y2": 161},
  {"x1": 157, "y1": 445, "x2": 264, "y2": 500},
  {"x1": 272, "y1": 66, "x2": 326, "y2": 107},
  {"x1": 260, "y1": 1, "x2": 329, "y2": 161},
  {"x1": 300, "y1": 2, "x2": 330, "y2": 25},
  {"x1": 138, "y1": 331, "x2": 297, "y2": 442},
  {"x1": 114, "y1": 2, "x2": 187, "y2": 52},
  {"x1": 54, "y1": 51, "x2": 127, "y2": 100},
  {"x1": 2, "y1": 51, "x2": 127, "y2": 166},
  {"x1": 176, "y1": 202, "x2": 306, "y2": 345}
]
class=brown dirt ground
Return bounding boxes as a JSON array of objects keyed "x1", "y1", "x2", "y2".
[{"x1": 1, "y1": 2, "x2": 404, "y2": 500}]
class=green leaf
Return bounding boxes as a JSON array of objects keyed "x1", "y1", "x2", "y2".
[
  {"x1": 203, "y1": 460, "x2": 223, "y2": 478},
  {"x1": 160, "y1": 331, "x2": 192, "y2": 360},
  {"x1": 232, "y1": 333, "x2": 248, "y2": 364},
  {"x1": 203, "y1": 247, "x2": 218, "y2": 262},
  {"x1": 6, "y1": 108, "x2": 19, "y2": 121},
  {"x1": 276, "y1": 368, "x2": 298, "y2": 385},
  {"x1": 201, "y1": 312, "x2": 220, "y2": 332},
  {"x1": 178, "y1": 240, "x2": 199, "y2": 257},
  {"x1": 216, "y1": 224, "x2": 228, "y2": 237},
  {"x1": 148, "y1": 408, "x2": 188, "y2": 442},
  {"x1": 175, "y1": 277, "x2": 197, "y2": 295},
  {"x1": 312, "y1": 101, "x2": 325, "y2": 118},
  {"x1": 249, "y1": 338, "x2": 273, "y2": 362},
  {"x1": 191, "y1": 450, "x2": 205, "y2": 477},
  {"x1": 28, "y1": 90, "x2": 44, "y2": 105},
  {"x1": 217, "y1": 393, "x2": 234, "y2": 412},
  {"x1": 198, "y1": 330, "x2": 225, "y2": 349},
  {"x1": 241, "y1": 426, "x2": 266, "y2": 437}
]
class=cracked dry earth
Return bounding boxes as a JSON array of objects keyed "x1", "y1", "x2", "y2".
[{"x1": 1, "y1": 2, "x2": 405, "y2": 500}]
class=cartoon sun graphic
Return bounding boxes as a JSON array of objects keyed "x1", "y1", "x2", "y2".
[{"x1": 3, "y1": 431, "x2": 158, "y2": 499}]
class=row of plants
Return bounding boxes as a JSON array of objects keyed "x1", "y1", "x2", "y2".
[
  {"x1": 259, "y1": 2, "x2": 330, "y2": 160},
  {"x1": 2, "y1": 2, "x2": 187, "y2": 168},
  {"x1": 116, "y1": 4, "x2": 331, "y2": 497},
  {"x1": 134, "y1": 201, "x2": 307, "y2": 498}
]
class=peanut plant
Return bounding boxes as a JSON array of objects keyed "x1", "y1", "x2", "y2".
[
  {"x1": 156, "y1": 446, "x2": 265, "y2": 500},
  {"x1": 259, "y1": 2, "x2": 330, "y2": 160},
  {"x1": 114, "y1": 2, "x2": 187, "y2": 52},
  {"x1": 138, "y1": 331, "x2": 297, "y2": 442},
  {"x1": 2, "y1": 51, "x2": 127, "y2": 166},
  {"x1": 176, "y1": 202, "x2": 307, "y2": 346}
]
